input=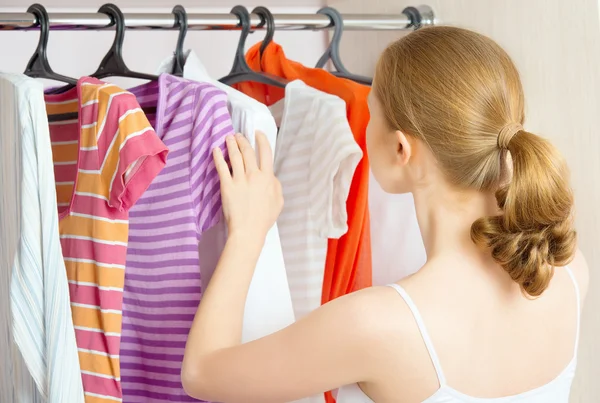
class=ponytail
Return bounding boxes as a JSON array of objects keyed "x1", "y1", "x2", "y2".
[{"x1": 471, "y1": 130, "x2": 577, "y2": 297}]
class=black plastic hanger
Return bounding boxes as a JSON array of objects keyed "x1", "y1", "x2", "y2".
[
  {"x1": 252, "y1": 6, "x2": 274, "y2": 62},
  {"x1": 92, "y1": 3, "x2": 159, "y2": 81},
  {"x1": 402, "y1": 6, "x2": 423, "y2": 30},
  {"x1": 46, "y1": 3, "x2": 160, "y2": 96},
  {"x1": 47, "y1": 3, "x2": 159, "y2": 120},
  {"x1": 171, "y1": 5, "x2": 188, "y2": 76},
  {"x1": 315, "y1": 7, "x2": 372, "y2": 86},
  {"x1": 24, "y1": 3, "x2": 78, "y2": 85},
  {"x1": 219, "y1": 5, "x2": 287, "y2": 88}
]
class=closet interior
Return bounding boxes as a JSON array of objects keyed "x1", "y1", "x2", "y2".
[{"x1": 0, "y1": 4, "x2": 432, "y2": 403}]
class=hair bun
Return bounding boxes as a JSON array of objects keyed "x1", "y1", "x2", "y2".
[
  {"x1": 472, "y1": 130, "x2": 576, "y2": 297},
  {"x1": 472, "y1": 216, "x2": 575, "y2": 297}
]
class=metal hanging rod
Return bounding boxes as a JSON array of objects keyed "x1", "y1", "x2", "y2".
[{"x1": 0, "y1": 5, "x2": 434, "y2": 31}]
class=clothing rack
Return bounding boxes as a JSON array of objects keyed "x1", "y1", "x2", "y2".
[{"x1": 0, "y1": 5, "x2": 435, "y2": 31}]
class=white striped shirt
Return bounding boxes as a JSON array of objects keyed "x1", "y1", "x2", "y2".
[
  {"x1": 271, "y1": 81, "x2": 362, "y2": 403},
  {"x1": 0, "y1": 73, "x2": 84, "y2": 403},
  {"x1": 271, "y1": 80, "x2": 362, "y2": 321},
  {"x1": 0, "y1": 72, "x2": 41, "y2": 403}
]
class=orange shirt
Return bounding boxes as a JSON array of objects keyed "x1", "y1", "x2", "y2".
[{"x1": 234, "y1": 42, "x2": 372, "y2": 311}]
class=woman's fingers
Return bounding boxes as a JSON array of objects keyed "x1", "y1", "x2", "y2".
[
  {"x1": 255, "y1": 131, "x2": 273, "y2": 173},
  {"x1": 223, "y1": 132, "x2": 272, "y2": 178},
  {"x1": 213, "y1": 147, "x2": 232, "y2": 185},
  {"x1": 226, "y1": 135, "x2": 244, "y2": 178},
  {"x1": 235, "y1": 134, "x2": 258, "y2": 173}
]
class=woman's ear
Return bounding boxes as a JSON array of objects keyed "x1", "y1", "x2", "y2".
[{"x1": 395, "y1": 130, "x2": 412, "y2": 166}]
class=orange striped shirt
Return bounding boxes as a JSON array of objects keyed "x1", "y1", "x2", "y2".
[{"x1": 45, "y1": 77, "x2": 168, "y2": 403}]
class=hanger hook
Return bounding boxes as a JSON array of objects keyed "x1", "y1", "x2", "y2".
[
  {"x1": 315, "y1": 7, "x2": 349, "y2": 74},
  {"x1": 251, "y1": 6, "x2": 275, "y2": 61},
  {"x1": 95, "y1": 3, "x2": 126, "y2": 76},
  {"x1": 25, "y1": 3, "x2": 51, "y2": 75},
  {"x1": 402, "y1": 6, "x2": 422, "y2": 30},
  {"x1": 229, "y1": 5, "x2": 252, "y2": 74},
  {"x1": 172, "y1": 5, "x2": 188, "y2": 76}
]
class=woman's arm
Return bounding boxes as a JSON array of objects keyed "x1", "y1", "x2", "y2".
[{"x1": 181, "y1": 133, "x2": 379, "y2": 402}]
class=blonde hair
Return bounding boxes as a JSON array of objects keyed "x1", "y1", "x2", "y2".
[{"x1": 375, "y1": 26, "x2": 576, "y2": 297}]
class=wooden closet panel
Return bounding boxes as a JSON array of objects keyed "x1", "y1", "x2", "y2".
[{"x1": 327, "y1": 0, "x2": 600, "y2": 401}]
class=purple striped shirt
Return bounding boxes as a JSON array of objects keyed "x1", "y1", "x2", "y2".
[{"x1": 121, "y1": 74, "x2": 233, "y2": 403}]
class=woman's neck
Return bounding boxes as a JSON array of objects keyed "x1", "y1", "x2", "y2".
[
  {"x1": 412, "y1": 182, "x2": 498, "y2": 260},
  {"x1": 410, "y1": 181, "x2": 523, "y2": 297}
]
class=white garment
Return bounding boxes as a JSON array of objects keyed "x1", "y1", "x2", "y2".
[
  {"x1": 337, "y1": 269, "x2": 580, "y2": 403},
  {"x1": 0, "y1": 72, "x2": 40, "y2": 403},
  {"x1": 0, "y1": 74, "x2": 84, "y2": 403},
  {"x1": 157, "y1": 51, "x2": 296, "y2": 341},
  {"x1": 270, "y1": 80, "x2": 362, "y2": 321},
  {"x1": 369, "y1": 173, "x2": 426, "y2": 285}
]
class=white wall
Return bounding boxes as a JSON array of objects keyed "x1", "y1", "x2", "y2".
[
  {"x1": 328, "y1": 0, "x2": 600, "y2": 401},
  {"x1": 0, "y1": 2, "x2": 327, "y2": 88}
]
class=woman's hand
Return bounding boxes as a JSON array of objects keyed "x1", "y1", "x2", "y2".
[
  {"x1": 213, "y1": 132, "x2": 283, "y2": 241},
  {"x1": 185, "y1": 133, "x2": 379, "y2": 403}
]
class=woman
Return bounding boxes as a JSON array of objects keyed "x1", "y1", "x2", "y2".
[{"x1": 181, "y1": 26, "x2": 589, "y2": 403}]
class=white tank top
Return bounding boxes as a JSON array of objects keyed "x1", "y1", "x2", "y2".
[{"x1": 337, "y1": 267, "x2": 580, "y2": 403}]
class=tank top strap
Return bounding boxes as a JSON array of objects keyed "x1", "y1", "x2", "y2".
[
  {"x1": 563, "y1": 266, "x2": 581, "y2": 355},
  {"x1": 387, "y1": 283, "x2": 447, "y2": 386}
]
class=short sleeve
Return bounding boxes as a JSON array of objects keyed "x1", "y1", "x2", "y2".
[
  {"x1": 98, "y1": 91, "x2": 168, "y2": 211},
  {"x1": 309, "y1": 96, "x2": 363, "y2": 239},
  {"x1": 190, "y1": 85, "x2": 235, "y2": 235}
]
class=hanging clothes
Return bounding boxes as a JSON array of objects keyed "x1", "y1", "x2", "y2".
[
  {"x1": 118, "y1": 74, "x2": 233, "y2": 403},
  {"x1": 156, "y1": 51, "x2": 296, "y2": 341},
  {"x1": 44, "y1": 77, "x2": 168, "y2": 403},
  {"x1": 235, "y1": 42, "x2": 372, "y2": 403},
  {"x1": 0, "y1": 73, "x2": 48, "y2": 403},
  {"x1": 234, "y1": 42, "x2": 372, "y2": 307},
  {"x1": 267, "y1": 79, "x2": 362, "y2": 321}
]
